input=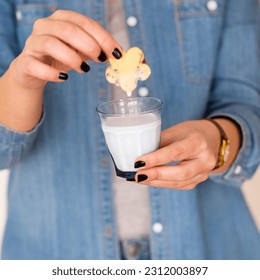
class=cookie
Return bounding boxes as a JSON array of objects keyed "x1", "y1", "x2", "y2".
[{"x1": 105, "y1": 47, "x2": 151, "y2": 95}]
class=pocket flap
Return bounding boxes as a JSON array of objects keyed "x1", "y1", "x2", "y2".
[
  {"x1": 16, "y1": 4, "x2": 57, "y2": 24},
  {"x1": 176, "y1": 0, "x2": 224, "y2": 17}
]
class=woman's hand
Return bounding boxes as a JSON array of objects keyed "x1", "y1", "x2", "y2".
[
  {"x1": 134, "y1": 119, "x2": 240, "y2": 189},
  {"x1": 0, "y1": 10, "x2": 122, "y2": 131},
  {"x1": 12, "y1": 9, "x2": 122, "y2": 89}
]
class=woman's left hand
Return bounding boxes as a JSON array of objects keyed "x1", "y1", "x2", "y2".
[{"x1": 134, "y1": 120, "x2": 221, "y2": 189}]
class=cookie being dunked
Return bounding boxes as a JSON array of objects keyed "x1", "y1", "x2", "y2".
[{"x1": 105, "y1": 47, "x2": 151, "y2": 96}]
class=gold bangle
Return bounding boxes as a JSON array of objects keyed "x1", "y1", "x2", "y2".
[{"x1": 203, "y1": 118, "x2": 230, "y2": 169}]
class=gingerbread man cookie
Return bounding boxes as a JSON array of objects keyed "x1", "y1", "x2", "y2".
[{"x1": 105, "y1": 47, "x2": 151, "y2": 96}]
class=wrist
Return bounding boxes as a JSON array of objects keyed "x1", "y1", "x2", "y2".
[
  {"x1": 205, "y1": 117, "x2": 242, "y2": 173},
  {"x1": 203, "y1": 118, "x2": 230, "y2": 171},
  {"x1": 9, "y1": 58, "x2": 47, "y2": 92},
  {"x1": 0, "y1": 63, "x2": 44, "y2": 132}
]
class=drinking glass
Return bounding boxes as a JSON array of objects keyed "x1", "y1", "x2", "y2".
[{"x1": 97, "y1": 97, "x2": 162, "y2": 181}]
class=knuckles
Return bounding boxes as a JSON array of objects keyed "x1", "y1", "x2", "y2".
[
  {"x1": 61, "y1": 23, "x2": 78, "y2": 39},
  {"x1": 203, "y1": 154, "x2": 217, "y2": 172},
  {"x1": 177, "y1": 168, "x2": 191, "y2": 181},
  {"x1": 20, "y1": 55, "x2": 34, "y2": 75},
  {"x1": 41, "y1": 37, "x2": 55, "y2": 51},
  {"x1": 172, "y1": 144, "x2": 186, "y2": 160},
  {"x1": 33, "y1": 18, "x2": 46, "y2": 33},
  {"x1": 207, "y1": 158, "x2": 217, "y2": 171},
  {"x1": 189, "y1": 132, "x2": 209, "y2": 153},
  {"x1": 51, "y1": 9, "x2": 65, "y2": 18},
  {"x1": 148, "y1": 168, "x2": 160, "y2": 181}
]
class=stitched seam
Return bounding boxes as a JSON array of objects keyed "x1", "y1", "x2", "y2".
[
  {"x1": 178, "y1": 11, "x2": 223, "y2": 17},
  {"x1": 16, "y1": 4, "x2": 57, "y2": 24},
  {"x1": 214, "y1": 77, "x2": 260, "y2": 93},
  {"x1": 174, "y1": 0, "x2": 210, "y2": 84}
]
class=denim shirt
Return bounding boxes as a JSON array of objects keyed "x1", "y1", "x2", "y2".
[{"x1": 0, "y1": 0, "x2": 260, "y2": 260}]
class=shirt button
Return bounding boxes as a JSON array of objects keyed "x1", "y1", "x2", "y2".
[
  {"x1": 138, "y1": 87, "x2": 149, "y2": 97},
  {"x1": 234, "y1": 165, "x2": 242, "y2": 175},
  {"x1": 16, "y1": 11, "x2": 22, "y2": 20},
  {"x1": 152, "y1": 223, "x2": 163, "y2": 233},
  {"x1": 126, "y1": 16, "x2": 138, "y2": 27},
  {"x1": 206, "y1": 0, "x2": 218, "y2": 12}
]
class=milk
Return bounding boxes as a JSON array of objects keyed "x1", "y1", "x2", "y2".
[{"x1": 101, "y1": 113, "x2": 161, "y2": 172}]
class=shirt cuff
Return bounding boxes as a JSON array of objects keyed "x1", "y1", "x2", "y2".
[
  {"x1": 208, "y1": 111, "x2": 259, "y2": 187},
  {"x1": 0, "y1": 112, "x2": 45, "y2": 169}
]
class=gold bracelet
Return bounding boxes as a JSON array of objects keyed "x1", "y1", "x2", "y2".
[{"x1": 203, "y1": 118, "x2": 230, "y2": 169}]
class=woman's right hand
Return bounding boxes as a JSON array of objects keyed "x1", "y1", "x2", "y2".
[
  {"x1": 0, "y1": 10, "x2": 122, "y2": 132},
  {"x1": 12, "y1": 9, "x2": 122, "y2": 90}
]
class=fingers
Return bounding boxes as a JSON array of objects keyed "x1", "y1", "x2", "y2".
[
  {"x1": 16, "y1": 10, "x2": 122, "y2": 87},
  {"x1": 133, "y1": 121, "x2": 220, "y2": 189},
  {"x1": 20, "y1": 55, "x2": 68, "y2": 82},
  {"x1": 25, "y1": 35, "x2": 87, "y2": 73},
  {"x1": 33, "y1": 18, "x2": 104, "y2": 62},
  {"x1": 135, "y1": 172, "x2": 209, "y2": 190},
  {"x1": 49, "y1": 10, "x2": 122, "y2": 59},
  {"x1": 135, "y1": 160, "x2": 204, "y2": 182},
  {"x1": 134, "y1": 148, "x2": 215, "y2": 189},
  {"x1": 135, "y1": 138, "x2": 200, "y2": 169},
  {"x1": 135, "y1": 158, "x2": 211, "y2": 185}
]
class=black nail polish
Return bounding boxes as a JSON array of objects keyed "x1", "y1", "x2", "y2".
[
  {"x1": 98, "y1": 51, "x2": 107, "y2": 62},
  {"x1": 112, "y1": 48, "x2": 122, "y2": 59},
  {"x1": 134, "y1": 161, "x2": 146, "y2": 168},
  {"x1": 80, "y1": 62, "x2": 91, "y2": 72},
  {"x1": 58, "y1": 72, "x2": 68, "y2": 80},
  {"x1": 137, "y1": 174, "x2": 148, "y2": 183}
]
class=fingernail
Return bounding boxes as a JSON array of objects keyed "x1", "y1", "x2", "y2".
[
  {"x1": 58, "y1": 72, "x2": 68, "y2": 80},
  {"x1": 80, "y1": 62, "x2": 91, "y2": 72},
  {"x1": 134, "y1": 161, "x2": 146, "y2": 168},
  {"x1": 137, "y1": 174, "x2": 148, "y2": 183},
  {"x1": 126, "y1": 178, "x2": 135, "y2": 181},
  {"x1": 112, "y1": 48, "x2": 122, "y2": 59},
  {"x1": 98, "y1": 51, "x2": 107, "y2": 62}
]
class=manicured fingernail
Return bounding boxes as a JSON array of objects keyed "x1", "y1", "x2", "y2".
[
  {"x1": 134, "y1": 161, "x2": 146, "y2": 168},
  {"x1": 126, "y1": 178, "x2": 135, "y2": 181},
  {"x1": 112, "y1": 48, "x2": 122, "y2": 59},
  {"x1": 137, "y1": 174, "x2": 148, "y2": 183},
  {"x1": 58, "y1": 72, "x2": 68, "y2": 80},
  {"x1": 80, "y1": 62, "x2": 91, "y2": 72},
  {"x1": 98, "y1": 51, "x2": 107, "y2": 62}
]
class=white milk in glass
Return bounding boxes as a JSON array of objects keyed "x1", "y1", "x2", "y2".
[{"x1": 101, "y1": 113, "x2": 161, "y2": 172}]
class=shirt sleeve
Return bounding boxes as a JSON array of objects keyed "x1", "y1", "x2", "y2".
[
  {"x1": 0, "y1": 0, "x2": 44, "y2": 170},
  {"x1": 207, "y1": 0, "x2": 260, "y2": 187},
  {"x1": 0, "y1": 114, "x2": 45, "y2": 169}
]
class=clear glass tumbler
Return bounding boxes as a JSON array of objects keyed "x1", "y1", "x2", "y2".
[{"x1": 97, "y1": 97, "x2": 162, "y2": 181}]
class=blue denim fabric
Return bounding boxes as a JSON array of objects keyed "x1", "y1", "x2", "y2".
[{"x1": 0, "y1": 0, "x2": 260, "y2": 259}]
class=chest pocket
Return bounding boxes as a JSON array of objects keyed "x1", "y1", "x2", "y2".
[
  {"x1": 175, "y1": 0, "x2": 224, "y2": 84},
  {"x1": 16, "y1": 4, "x2": 57, "y2": 49}
]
